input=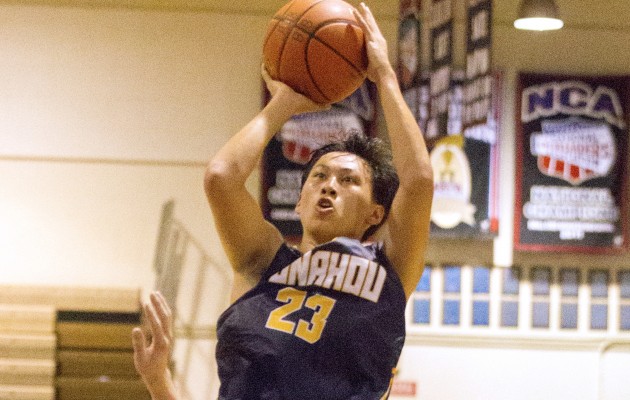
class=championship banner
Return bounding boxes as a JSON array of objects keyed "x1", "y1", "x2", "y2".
[
  {"x1": 426, "y1": 0, "x2": 453, "y2": 142},
  {"x1": 261, "y1": 83, "x2": 377, "y2": 239},
  {"x1": 398, "y1": 0, "x2": 429, "y2": 134},
  {"x1": 429, "y1": 71, "x2": 501, "y2": 238},
  {"x1": 463, "y1": 0, "x2": 492, "y2": 129},
  {"x1": 515, "y1": 73, "x2": 629, "y2": 253},
  {"x1": 397, "y1": 0, "x2": 422, "y2": 91}
]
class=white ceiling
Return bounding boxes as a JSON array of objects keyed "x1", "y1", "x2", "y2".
[{"x1": 6, "y1": 0, "x2": 630, "y2": 32}]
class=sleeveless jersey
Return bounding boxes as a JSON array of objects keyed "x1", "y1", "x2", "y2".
[{"x1": 215, "y1": 237, "x2": 407, "y2": 400}]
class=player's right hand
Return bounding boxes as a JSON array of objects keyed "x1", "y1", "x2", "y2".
[{"x1": 261, "y1": 64, "x2": 331, "y2": 115}]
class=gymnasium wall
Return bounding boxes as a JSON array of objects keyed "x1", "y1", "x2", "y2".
[{"x1": 0, "y1": 4, "x2": 274, "y2": 293}]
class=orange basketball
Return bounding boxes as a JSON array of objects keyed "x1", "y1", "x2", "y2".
[{"x1": 262, "y1": 0, "x2": 367, "y2": 104}]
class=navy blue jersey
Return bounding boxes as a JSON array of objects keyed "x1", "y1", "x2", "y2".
[{"x1": 216, "y1": 237, "x2": 407, "y2": 400}]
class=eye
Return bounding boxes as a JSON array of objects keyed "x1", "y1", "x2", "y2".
[
  {"x1": 311, "y1": 171, "x2": 326, "y2": 180},
  {"x1": 341, "y1": 175, "x2": 359, "y2": 184}
]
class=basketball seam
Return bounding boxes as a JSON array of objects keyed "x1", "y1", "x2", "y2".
[
  {"x1": 273, "y1": 15, "x2": 365, "y2": 74},
  {"x1": 276, "y1": 18, "x2": 365, "y2": 102},
  {"x1": 275, "y1": 0, "x2": 329, "y2": 101},
  {"x1": 306, "y1": 20, "x2": 365, "y2": 103},
  {"x1": 307, "y1": 20, "x2": 365, "y2": 72},
  {"x1": 266, "y1": 0, "x2": 305, "y2": 75},
  {"x1": 270, "y1": 0, "x2": 365, "y2": 103}
]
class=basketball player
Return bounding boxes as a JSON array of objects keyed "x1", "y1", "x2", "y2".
[{"x1": 132, "y1": 3, "x2": 433, "y2": 399}]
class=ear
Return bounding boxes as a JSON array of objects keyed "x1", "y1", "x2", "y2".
[{"x1": 366, "y1": 204, "x2": 385, "y2": 226}]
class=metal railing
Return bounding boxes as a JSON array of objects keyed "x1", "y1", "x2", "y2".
[{"x1": 152, "y1": 200, "x2": 231, "y2": 399}]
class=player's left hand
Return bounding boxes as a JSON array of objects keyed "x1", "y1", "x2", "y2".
[{"x1": 353, "y1": 2, "x2": 393, "y2": 83}]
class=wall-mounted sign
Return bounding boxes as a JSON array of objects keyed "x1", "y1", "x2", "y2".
[
  {"x1": 428, "y1": 72, "x2": 501, "y2": 238},
  {"x1": 463, "y1": 0, "x2": 492, "y2": 129},
  {"x1": 515, "y1": 73, "x2": 629, "y2": 253},
  {"x1": 426, "y1": 0, "x2": 453, "y2": 142},
  {"x1": 396, "y1": 0, "x2": 498, "y2": 239},
  {"x1": 261, "y1": 83, "x2": 377, "y2": 239},
  {"x1": 398, "y1": 0, "x2": 429, "y2": 135}
]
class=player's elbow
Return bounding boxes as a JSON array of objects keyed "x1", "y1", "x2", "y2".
[
  {"x1": 400, "y1": 160, "x2": 434, "y2": 192},
  {"x1": 204, "y1": 160, "x2": 236, "y2": 196}
]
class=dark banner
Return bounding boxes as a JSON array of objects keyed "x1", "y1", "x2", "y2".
[
  {"x1": 429, "y1": 71, "x2": 501, "y2": 238},
  {"x1": 397, "y1": 0, "x2": 498, "y2": 239},
  {"x1": 515, "y1": 73, "x2": 629, "y2": 253},
  {"x1": 398, "y1": 0, "x2": 429, "y2": 135},
  {"x1": 260, "y1": 83, "x2": 377, "y2": 239},
  {"x1": 426, "y1": 0, "x2": 453, "y2": 143},
  {"x1": 463, "y1": 0, "x2": 492, "y2": 129},
  {"x1": 397, "y1": 0, "x2": 422, "y2": 91}
]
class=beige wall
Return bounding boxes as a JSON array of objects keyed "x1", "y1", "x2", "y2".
[{"x1": 0, "y1": 5, "x2": 267, "y2": 292}]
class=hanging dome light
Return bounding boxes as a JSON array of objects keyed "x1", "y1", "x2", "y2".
[{"x1": 514, "y1": 0, "x2": 564, "y2": 31}]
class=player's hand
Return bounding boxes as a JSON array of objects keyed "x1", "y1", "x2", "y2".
[
  {"x1": 261, "y1": 64, "x2": 330, "y2": 115},
  {"x1": 353, "y1": 2, "x2": 394, "y2": 83},
  {"x1": 132, "y1": 292, "x2": 176, "y2": 397}
]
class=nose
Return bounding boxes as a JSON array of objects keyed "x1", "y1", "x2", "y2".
[
  {"x1": 321, "y1": 186, "x2": 337, "y2": 196},
  {"x1": 321, "y1": 177, "x2": 337, "y2": 197}
]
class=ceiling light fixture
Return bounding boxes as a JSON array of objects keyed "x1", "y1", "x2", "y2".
[{"x1": 514, "y1": 0, "x2": 564, "y2": 31}]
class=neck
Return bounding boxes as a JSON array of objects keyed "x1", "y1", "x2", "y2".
[
  {"x1": 297, "y1": 236, "x2": 321, "y2": 254},
  {"x1": 297, "y1": 233, "x2": 363, "y2": 254}
]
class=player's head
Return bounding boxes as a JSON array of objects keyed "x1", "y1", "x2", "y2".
[{"x1": 299, "y1": 133, "x2": 399, "y2": 241}]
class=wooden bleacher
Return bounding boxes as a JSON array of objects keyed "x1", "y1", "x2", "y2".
[
  {"x1": 0, "y1": 303, "x2": 56, "y2": 400},
  {"x1": 0, "y1": 285, "x2": 149, "y2": 400}
]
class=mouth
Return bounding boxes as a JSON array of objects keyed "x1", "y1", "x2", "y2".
[{"x1": 316, "y1": 198, "x2": 334, "y2": 212}]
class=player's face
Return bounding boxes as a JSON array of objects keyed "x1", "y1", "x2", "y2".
[{"x1": 296, "y1": 152, "x2": 385, "y2": 243}]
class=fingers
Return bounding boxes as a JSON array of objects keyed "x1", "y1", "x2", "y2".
[
  {"x1": 353, "y1": 2, "x2": 391, "y2": 82},
  {"x1": 354, "y1": 3, "x2": 376, "y2": 35},
  {"x1": 261, "y1": 63, "x2": 272, "y2": 85},
  {"x1": 139, "y1": 291, "x2": 172, "y2": 350},
  {"x1": 261, "y1": 63, "x2": 283, "y2": 97},
  {"x1": 131, "y1": 327, "x2": 146, "y2": 354},
  {"x1": 352, "y1": 5, "x2": 367, "y2": 32},
  {"x1": 353, "y1": 3, "x2": 385, "y2": 49},
  {"x1": 151, "y1": 291, "x2": 173, "y2": 340},
  {"x1": 144, "y1": 302, "x2": 161, "y2": 342}
]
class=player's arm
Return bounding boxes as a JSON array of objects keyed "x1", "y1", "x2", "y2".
[
  {"x1": 355, "y1": 3, "x2": 433, "y2": 299},
  {"x1": 204, "y1": 68, "x2": 328, "y2": 282}
]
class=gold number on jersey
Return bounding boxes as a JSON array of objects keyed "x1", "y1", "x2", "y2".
[
  {"x1": 265, "y1": 287, "x2": 336, "y2": 344},
  {"x1": 265, "y1": 287, "x2": 306, "y2": 334}
]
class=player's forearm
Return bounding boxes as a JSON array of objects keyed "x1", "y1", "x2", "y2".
[
  {"x1": 205, "y1": 96, "x2": 294, "y2": 192},
  {"x1": 142, "y1": 369, "x2": 179, "y2": 400},
  {"x1": 375, "y1": 67, "x2": 433, "y2": 188},
  {"x1": 147, "y1": 384, "x2": 178, "y2": 400}
]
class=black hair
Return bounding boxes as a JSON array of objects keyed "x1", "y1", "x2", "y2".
[{"x1": 301, "y1": 133, "x2": 399, "y2": 241}]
